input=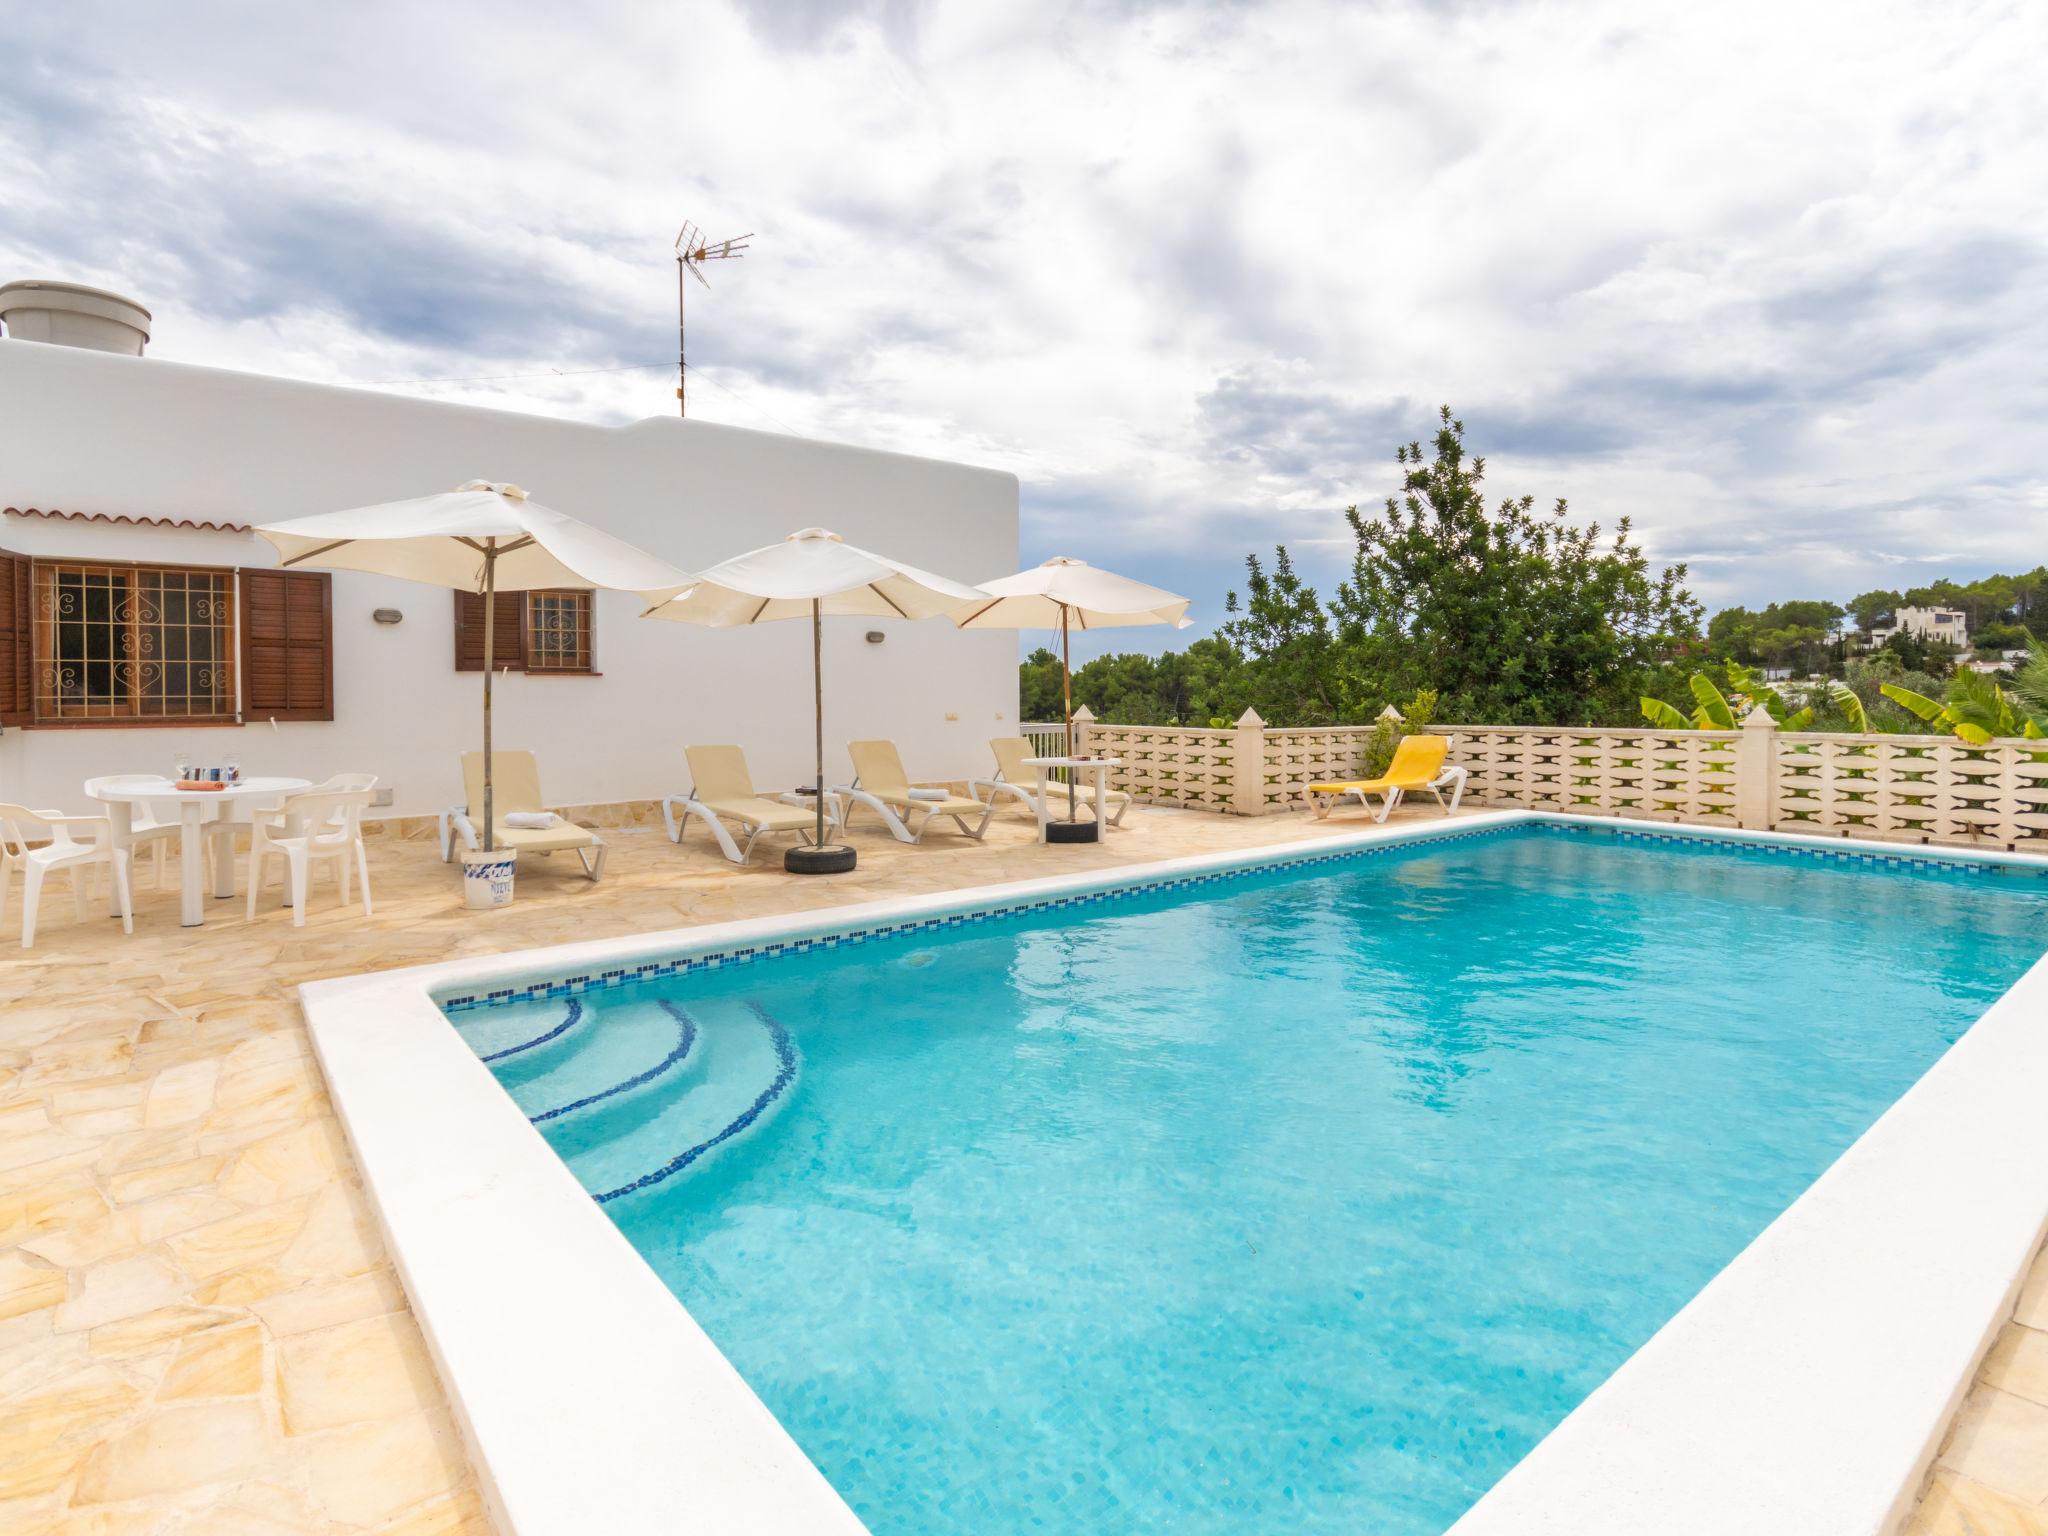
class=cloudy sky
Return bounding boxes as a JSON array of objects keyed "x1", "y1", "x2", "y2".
[{"x1": 3, "y1": 0, "x2": 2043, "y2": 660}]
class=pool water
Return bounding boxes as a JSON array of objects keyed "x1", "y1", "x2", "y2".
[{"x1": 447, "y1": 825, "x2": 2048, "y2": 1535}]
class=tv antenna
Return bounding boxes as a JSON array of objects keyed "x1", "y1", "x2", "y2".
[{"x1": 674, "y1": 221, "x2": 752, "y2": 418}]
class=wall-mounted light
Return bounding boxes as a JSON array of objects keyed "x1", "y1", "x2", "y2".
[
  {"x1": 373, "y1": 607, "x2": 404, "y2": 625},
  {"x1": 865, "y1": 630, "x2": 885, "y2": 644}
]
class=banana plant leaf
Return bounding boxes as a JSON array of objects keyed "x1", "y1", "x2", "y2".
[
  {"x1": 1825, "y1": 680, "x2": 1870, "y2": 732},
  {"x1": 1689, "y1": 674, "x2": 1738, "y2": 729},
  {"x1": 1880, "y1": 682, "x2": 1950, "y2": 728},
  {"x1": 1640, "y1": 696, "x2": 1694, "y2": 730}
]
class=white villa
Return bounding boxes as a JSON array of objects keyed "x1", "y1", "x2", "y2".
[
  {"x1": 0, "y1": 282, "x2": 1020, "y2": 822},
  {"x1": 1866, "y1": 604, "x2": 1969, "y2": 648}
]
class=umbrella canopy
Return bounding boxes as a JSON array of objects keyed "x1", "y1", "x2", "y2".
[
  {"x1": 948, "y1": 556, "x2": 1191, "y2": 822},
  {"x1": 257, "y1": 481, "x2": 694, "y2": 593},
  {"x1": 640, "y1": 528, "x2": 986, "y2": 867},
  {"x1": 641, "y1": 525, "x2": 982, "y2": 625},
  {"x1": 949, "y1": 555, "x2": 1192, "y2": 632},
  {"x1": 950, "y1": 553, "x2": 1190, "y2": 723},
  {"x1": 257, "y1": 481, "x2": 693, "y2": 853}
]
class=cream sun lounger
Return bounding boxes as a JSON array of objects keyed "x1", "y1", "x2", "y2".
[
  {"x1": 662, "y1": 745, "x2": 833, "y2": 865},
  {"x1": 970, "y1": 735, "x2": 1131, "y2": 827},
  {"x1": 1306, "y1": 734, "x2": 1467, "y2": 823},
  {"x1": 836, "y1": 740, "x2": 994, "y2": 844},
  {"x1": 439, "y1": 751, "x2": 608, "y2": 879}
]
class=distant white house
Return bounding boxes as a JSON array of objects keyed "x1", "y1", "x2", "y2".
[
  {"x1": 0, "y1": 281, "x2": 1021, "y2": 821},
  {"x1": 1866, "y1": 605, "x2": 1969, "y2": 648}
]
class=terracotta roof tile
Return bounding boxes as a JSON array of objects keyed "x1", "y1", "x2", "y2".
[{"x1": 3, "y1": 506, "x2": 252, "y2": 534}]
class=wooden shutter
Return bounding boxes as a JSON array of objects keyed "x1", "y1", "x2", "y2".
[
  {"x1": 240, "y1": 568, "x2": 333, "y2": 721},
  {"x1": 453, "y1": 590, "x2": 527, "y2": 671},
  {"x1": 0, "y1": 550, "x2": 29, "y2": 726}
]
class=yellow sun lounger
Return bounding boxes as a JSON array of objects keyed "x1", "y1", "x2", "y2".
[{"x1": 1307, "y1": 734, "x2": 1465, "y2": 823}]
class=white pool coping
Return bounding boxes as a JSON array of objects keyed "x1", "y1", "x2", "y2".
[{"x1": 299, "y1": 811, "x2": 2048, "y2": 1535}]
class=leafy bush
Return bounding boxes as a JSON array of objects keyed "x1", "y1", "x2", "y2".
[{"x1": 1361, "y1": 690, "x2": 1439, "y2": 777}]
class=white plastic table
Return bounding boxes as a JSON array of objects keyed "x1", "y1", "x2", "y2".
[
  {"x1": 1021, "y1": 756, "x2": 1123, "y2": 843},
  {"x1": 87, "y1": 776, "x2": 311, "y2": 927}
]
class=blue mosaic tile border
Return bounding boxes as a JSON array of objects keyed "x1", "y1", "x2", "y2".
[
  {"x1": 1537, "y1": 818, "x2": 2048, "y2": 876},
  {"x1": 439, "y1": 822, "x2": 1503, "y2": 1013},
  {"x1": 438, "y1": 817, "x2": 2044, "y2": 1015}
]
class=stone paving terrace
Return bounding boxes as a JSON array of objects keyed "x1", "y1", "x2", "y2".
[{"x1": 0, "y1": 800, "x2": 2042, "y2": 1534}]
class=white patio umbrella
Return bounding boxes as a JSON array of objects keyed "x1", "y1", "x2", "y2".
[
  {"x1": 953, "y1": 551, "x2": 1188, "y2": 745},
  {"x1": 949, "y1": 557, "x2": 1190, "y2": 825},
  {"x1": 639, "y1": 526, "x2": 986, "y2": 873},
  {"x1": 257, "y1": 481, "x2": 693, "y2": 851}
]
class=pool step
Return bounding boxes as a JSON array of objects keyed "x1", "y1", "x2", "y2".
[
  {"x1": 541, "y1": 999, "x2": 799, "y2": 1204},
  {"x1": 491, "y1": 999, "x2": 700, "y2": 1122},
  {"x1": 518, "y1": 1000, "x2": 701, "y2": 1126},
  {"x1": 448, "y1": 994, "x2": 591, "y2": 1068}
]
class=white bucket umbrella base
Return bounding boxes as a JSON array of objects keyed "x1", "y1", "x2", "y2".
[{"x1": 785, "y1": 842, "x2": 857, "y2": 875}]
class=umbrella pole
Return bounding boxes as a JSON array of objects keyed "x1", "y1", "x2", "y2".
[
  {"x1": 482, "y1": 542, "x2": 495, "y2": 852},
  {"x1": 784, "y1": 597, "x2": 854, "y2": 875},
  {"x1": 1062, "y1": 604, "x2": 1077, "y2": 821},
  {"x1": 778, "y1": 598, "x2": 851, "y2": 876},
  {"x1": 813, "y1": 598, "x2": 825, "y2": 848}
]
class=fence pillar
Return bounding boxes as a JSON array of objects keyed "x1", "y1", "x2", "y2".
[
  {"x1": 1735, "y1": 708, "x2": 1776, "y2": 829},
  {"x1": 1231, "y1": 708, "x2": 1267, "y2": 816},
  {"x1": 1071, "y1": 705, "x2": 1093, "y2": 758}
]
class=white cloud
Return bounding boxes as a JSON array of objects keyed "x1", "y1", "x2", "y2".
[{"x1": 3, "y1": 0, "x2": 2044, "y2": 660}]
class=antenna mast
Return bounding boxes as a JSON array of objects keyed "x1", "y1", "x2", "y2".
[{"x1": 674, "y1": 221, "x2": 752, "y2": 418}]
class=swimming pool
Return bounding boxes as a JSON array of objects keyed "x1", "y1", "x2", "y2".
[{"x1": 438, "y1": 822, "x2": 2048, "y2": 1535}]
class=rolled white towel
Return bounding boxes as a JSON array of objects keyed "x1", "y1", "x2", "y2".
[
  {"x1": 906, "y1": 787, "x2": 948, "y2": 802},
  {"x1": 501, "y1": 811, "x2": 560, "y2": 829}
]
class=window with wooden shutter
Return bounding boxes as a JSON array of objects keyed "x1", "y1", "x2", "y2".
[
  {"x1": 0, "y1": 549, "x2": 28, "y2": 726},
  {"x1": 453, "y1": 589, "x2": 528, "y2": 671},
  {"x1": 454, "y1": 589, "x2": 594, "y2": 673},
  {"x1": 239, "y1": 568, "x2": 333, "y2": 722}
]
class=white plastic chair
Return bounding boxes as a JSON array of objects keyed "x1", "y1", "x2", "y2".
[
  {"x1": 0, "y1": 803, "x2": 134, "y2": 949},
  {"x1": 81, "y1": 775, "x2": 183, "y2": 891},
  {"x1": 246, "y1": 785, "x2": 375, "y2": 927}
]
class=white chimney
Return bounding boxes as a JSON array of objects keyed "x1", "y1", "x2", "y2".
[{"x1": 0, "y1": 279, "x2": 151, "y2": 355}]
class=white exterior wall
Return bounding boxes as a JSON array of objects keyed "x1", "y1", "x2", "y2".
[
  {"x1": 1870, "y1": 606, "x2": 1969, "y2": 646},
  {"x1": 0, "y1": 339, "x2": 1020, "y2": 819}
]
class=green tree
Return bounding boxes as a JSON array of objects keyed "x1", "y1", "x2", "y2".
[
  {"x1": 1880, "y1": 629, "x2": 1940, "y2": 673},
  {"x1": 1025, "y1": 637, "x2": 1250, "y2": 727},
  {"x1": 1848, "y1": 589, "x2": 1903, "y2": 634},
  {"x1": 1971, "y1": 621, "x2": 2032, "y2": 655},
  {"x1": 1752, "y1": 625, "x2": 1826, "y2": 670},
  {"x1": 1707, "y1": 606, "x2": 1759, "y2": 663},
  {"x1": 1219, "y1": 546, "x2": 1346, "y2": 723},
  {"x1": 1019, "y1": 647, "x2": 1067, "y2": 721},
  {"x1": 1322, "y1": 407, "x2": 1701, "y2": 723}
]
